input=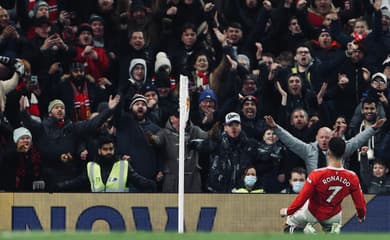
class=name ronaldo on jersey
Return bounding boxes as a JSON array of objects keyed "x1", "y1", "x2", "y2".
[{"x1": 321, "y1": 175, "x2": 351, "y2": 187}]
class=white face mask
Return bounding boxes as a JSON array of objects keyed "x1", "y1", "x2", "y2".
[
  {"x1": 292, "y1": 181, "x2": 304, "y2": 193},
  {"x1": 244, "y1": 176, "x2": 257, "y2": 188}
]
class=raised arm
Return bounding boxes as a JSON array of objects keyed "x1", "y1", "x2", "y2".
[
  {"x1": 74, "y1": 95, "x2": 120, "y2": 134},
  {"x1": 264, "y1": 115, "x2": 314, "y2": 160},
  {"x1": 345, "y1": 118, "x2": 386, "y2": 156}
]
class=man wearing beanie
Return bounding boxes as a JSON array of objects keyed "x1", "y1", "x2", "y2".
[
  {"x1": 0, "y1": 127, "x2": 45, "y2": 191},
  {"x1": 74, "y1": 23, "x2": 110, "y2": 82},
  {"x1": 54, "y1": 60, "x2": 110, "y2": 122},
  {"x1": 239, "y1": 95, "x2": 266, "y2": 141},
  {"x1": 190, "y1": 89, "x2": 221, "y2": 131},
  {"x1": 89, "y1": 14, "x2": 105, "y2": 48},
  {"x1": 120, "y1": 58, "x2": 148, "y2": 100},
  {"x1": 154, "y1": 52, "x2": 172, "y2": 73},
  {"x1": 118, "y1": 30, "x2": 153, "y2": 90},
  {"x1": 116, "y1": 93, "x2": 163, "y2": 191},
  {"x1": 19, "y1": 94, "x2": 120, "y2": 192},
  {"x1": 13, "y1": 127, "x2": 33, "y2": 151},
  {"x1": 153, "y1": 54, "x2": 176, "y2": 92}
]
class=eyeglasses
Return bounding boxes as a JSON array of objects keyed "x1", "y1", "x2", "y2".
[{"x1": 372, "y1": 80, "x2": 386, "y2": 86}]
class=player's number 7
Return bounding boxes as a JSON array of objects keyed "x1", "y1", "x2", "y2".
[{"x1": 326, "y1": 186, "x2": 343, "y2": 203}]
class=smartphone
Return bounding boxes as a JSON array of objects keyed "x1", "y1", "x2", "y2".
[{"x1": 30, "y1": 75, "x2": 38, "y2": 85}]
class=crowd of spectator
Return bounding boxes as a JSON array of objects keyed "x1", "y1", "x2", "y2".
[{"x1": 0, "y1": 0, "x2": 389, "y2": 194}]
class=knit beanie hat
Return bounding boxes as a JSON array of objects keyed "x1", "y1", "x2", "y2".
[
  {"x1": 70, "y1": 61, "x2": 86, "y2": 71},
  {"x1": 13, "y1": 127, "x2": 32, "y2": 143},
  {"x1": 129, "y1": 94, "x2": 147, "y2": 109},
  {"x1": 154, "y1": 52, "x2": 171, "y2": 73},
  {"x1": 30, "y1": 1, "x2": 49, "y2": 18},
  {"x1": 89, "y1": 14, "x2": 104, "y2": 24},
  {"x1": 76, "y1": 23, "x2": 93, "y2": 37},
  {"x1": 198, "y1": 89, "x2": 217, "y2": 104},
  {"x1": 141, "y1": 84, "x2": 158, "y2": 95},
  {"x1": 48, "y1": 99, "x2": 65, "y2": 113},
  {"x1": 240, "y1": 95, "x2": 258, "y2": 107}
]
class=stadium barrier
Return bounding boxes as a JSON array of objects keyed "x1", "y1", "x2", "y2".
[{"x1": 0, "y1": 193, "x2": 387, "y2": 232}]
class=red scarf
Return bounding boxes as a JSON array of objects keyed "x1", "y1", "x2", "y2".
[
  {"x1": 70, "y1": 81, "x2": 91, "y2": 121},
  {"x1": 15, "y1": 144, "x2": 41, "y2": 189},
  {"x1": 352, "y1": 32, "x2": 367, "y2": 42},
  {"x1": 197, "y1": 71, "x2": 209, "y2": 87},
  {"x1": 58, "y1": 120, "x2": 65, "y2": 128}
]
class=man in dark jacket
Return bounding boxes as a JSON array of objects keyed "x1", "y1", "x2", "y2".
[
  {"x1": 197, "y1": 112, "x2": 256, "y2": 193},
  {"x1": 19, "y1": 94, "x2": 120, "y2": 192},
  {"x1": 53, "y1": 61, "x2": 109, "y2": 122},
  {"x1": 115, "y1": 94, "x2": 163, "y2": 191},
  {"x1": 0, "y1": 127, "x2": 45, "y2": 191},
  {"x1": 239, "y1": 95, "x2": 265, "y2": 141},
  {"x1": 86, "y1": 136, "x2": 156, "y2": 192}
]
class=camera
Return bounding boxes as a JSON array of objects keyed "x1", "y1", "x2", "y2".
[{"x1": 29, "y1": 75, "x2": 38, "y2": 85}]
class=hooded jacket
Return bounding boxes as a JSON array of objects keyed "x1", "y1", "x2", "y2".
[{"x1": 128, "y1": 58, "x2": 147, "y2": 85}]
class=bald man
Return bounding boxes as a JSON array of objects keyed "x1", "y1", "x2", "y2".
[{"x1": 264, "y1": 116, "x2": 386, "y2": 173}]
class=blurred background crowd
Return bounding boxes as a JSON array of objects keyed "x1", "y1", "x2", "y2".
[{"x1": 0, "y1": 0, "x2": 389, "y2": 194}]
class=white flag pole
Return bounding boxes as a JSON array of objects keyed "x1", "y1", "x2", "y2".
[{"x1": 178, "y1": 75, "x2": 189, "y2": 233}]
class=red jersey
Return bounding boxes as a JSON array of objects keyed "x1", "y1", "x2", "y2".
[{"x1": 287, "y1": 166, "x2": 366, "y2": 221}]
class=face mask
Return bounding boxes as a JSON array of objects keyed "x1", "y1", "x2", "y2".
[
  {"x1": 244, "y1": 176, "x2": 257, "y2": 188},
  {"x1": 292, "y1": 181, "x2": 304, "y2": 193}
]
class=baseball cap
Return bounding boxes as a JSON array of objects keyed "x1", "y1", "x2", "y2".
[
  {"x1": 225, "y1": 112, "x2": 241, "y2": 125},
  {"x1": 371, "y1": 72, "x2": 387, "y2": 85},
  {"x1": 383, "y1": 58, "x2": 390, "y2": 68},
  {"x1": 381, "y1": 8, "x2": 390, "y2": 19}
]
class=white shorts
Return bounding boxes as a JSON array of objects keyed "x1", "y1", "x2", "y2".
[{"x1": 286, "y1": 201, "x2": 342, "y2": 232}]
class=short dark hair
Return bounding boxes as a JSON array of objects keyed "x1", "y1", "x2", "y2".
[
  {"x1": 291, "y1": 108, "x2": 308, "y2": 119},
  {"x1": 243, "y1": 74, "x2": 258, "y2": 83},
  {"x1": 373, "y1": 159, "x2": 388, "y2": 168},
  {"x1": 295, "y1": 44, "x2": 312, "y2": 54},
  {"x1": 328, "y1": 137, "x2": 346, "y2": 159},
  {"x1": 289, "y1": 167, "x2": 307, "y2": 179},
  {"x1": 227, "y1": 22, "x2": 243, "y2": 30},
  {"x1": 361, "y1": 98, "x2": 377, "y2": 108},
  {"x1": 181, "y1": 22, "x2": 197, "y2": 33},
  {"x1": 291, "y1": 167, "x2": 306, "y2": 175},
  {"x1": 98, "y1": 135, "x2": 114, "y2": 149},
  {"x1": 128, "y1": 29, "x2": 144, "y2": 38},
  {"x1": 287, "y1": 73, "x2": 302, "y2": 81}
]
